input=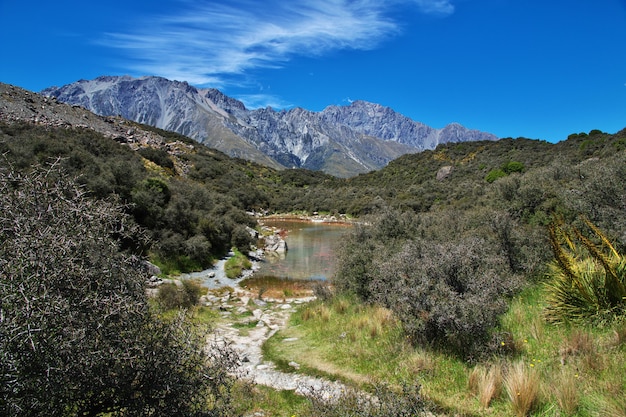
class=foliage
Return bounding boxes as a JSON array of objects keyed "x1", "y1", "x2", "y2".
[
  {"x1": 502, "y1": 160, "x2": 524, "y2": 174},
  {"x1": 485, "y1": 168, "x2": 507, "y2": 183},
  {"x1": 3, "y1": 121, "x2": 625, "y2": 274},
  {"x1": 265, "y1": 285, "x2": 626, "y2": 416},
  {"x1": 138, "y1": 146, "x2": 174, "y2": 169},
  {"x1": 378, "y1": 238, "x2": 519, "y2": 360},
  {"x1": 224, "y1": 249, "x2": 253, "y2": 279},
  {"x1": 485, "y1": 161, "x2": 523, "y2": 183},
  {"x1": 303, "y1": 383, "x2": 424, "y2": 417},
  {"x1": 157, "y1": 278, "x2": 206, "y2": 310},
  {"x1": 0, "y1": 122, "x2": 258, "y2": 272},
  {"x1": 545, "y1": 217, "x2": 626, "y2": 323},
  {"x1": 0, "y1": 163, "x2": 240, "y2": 416},
  {"x1": 334, "y1": 209, "x2": 523, "y2": 360}
]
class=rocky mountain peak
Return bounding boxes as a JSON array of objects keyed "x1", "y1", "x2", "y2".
[{"x1": 40, "y1": 75, "x2": 498, "y2": 177}]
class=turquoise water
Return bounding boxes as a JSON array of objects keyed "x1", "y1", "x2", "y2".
[{"x1": 257, "y1": 220, "x2": 351, "y2": 280}]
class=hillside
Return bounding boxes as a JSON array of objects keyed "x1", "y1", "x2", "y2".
[
  {"x1": 3, "y1": 81, "x2": 626, "y2": 264},
  {"x1": 3, "y1": 81, "x2": 626, "y2": 416},
  {"x1": 41, "y1": 75, "x2": 497, "y2": 177}
]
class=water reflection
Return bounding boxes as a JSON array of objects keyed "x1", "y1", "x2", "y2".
[{"x1": 257, "y1": 220, "x2": 351, "y2": 280}]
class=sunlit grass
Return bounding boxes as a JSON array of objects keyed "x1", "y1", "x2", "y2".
[
  {"x1": 468, "y1": 363, "x2": 503, "y2": 408},
  {"x1": 262, "y1": 294, "x2": 477, "y2": 414},
  {"x1": 261, "y1": 287, "x2": 626, "y2": 416},
  {"x1": 224, "y1": 249, "x2": 252, "y2": 279}
]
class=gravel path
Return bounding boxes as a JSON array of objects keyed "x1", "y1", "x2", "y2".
[{"x1": 207, "y1": 290, "x2": 347, "y2": 400}]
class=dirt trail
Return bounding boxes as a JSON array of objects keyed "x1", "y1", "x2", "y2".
[{"x1": 206, "y1": 289, "x2": 346, "y2": 399}]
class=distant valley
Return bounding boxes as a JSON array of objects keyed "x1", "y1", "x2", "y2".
[{"x1": 42, "y1": 75, "x2": 497, "y2": 177}]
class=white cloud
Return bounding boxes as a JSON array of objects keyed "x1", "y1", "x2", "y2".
[
  {"x1": 236, "y1": 93, "x2": 293, "y2": 110},
  {"x1": 103, "y1": 0, "x2": 454, "y2": 89},
  {"x1": 412, "y1": 0, "x2": 455, "y2": 15}
]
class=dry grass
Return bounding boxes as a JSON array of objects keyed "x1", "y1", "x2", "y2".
[
  {"x1": 239, "y1": 275, "x2": 315, "y2": 299},
  {"x1": 611, "y1": 323, "x2": 626, "y2": 347},
  {"x1": 352, "y1": 306, "x2": 395, "y2": 339},
  {"x1": 559, "y1": 329, "x2": 597, "y2": 367},
  {"x1": 529, "y1": 315, "x2": 545, "y2": 342},
  {"x1": 596, "y1": 394, "x2": 626, "y2": 417},
  {"x1": 504, "y1": 361, "x2": 540, "y2": 417},
  {"x1": 333, "y1": 297, "x2": 350, "y2": 314},
  {"x1": 301, "y1": 304, "x2": 331, "y2": 322},
  {"x1": 404, "y1": 352, "x2": 436, "y2": 377},
  {"x1": 468, "y1": 364, "x2": 503, "y2": 408},
  {"x1": 550, "y1": 368, "x2": 580, "y2": 416}
]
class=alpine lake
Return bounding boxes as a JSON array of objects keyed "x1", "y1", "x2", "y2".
[{"x1": 255, "y1": 218, "x2": 352, "y2": 281}]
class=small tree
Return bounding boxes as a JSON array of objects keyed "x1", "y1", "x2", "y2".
[{"x1": 0, "y1": 161, "x2": 239, "y2": 416}]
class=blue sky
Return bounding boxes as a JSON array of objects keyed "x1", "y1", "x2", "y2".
[{"x1": 1, "y1": 0, "x2": 625, "y2": 142}]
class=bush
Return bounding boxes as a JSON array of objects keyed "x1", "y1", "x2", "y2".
[
  {"x1": 138, "y1": 146, "x2": 175, "y2": 169},
  {"x1": 502, "y1": 160, "x2": 525, "y2": 174},
  {"x1": 334, "y1": 209, "x2": 522, "y2": 361},
  {"x1": 485, "y1": 168, "x2": 507, "y2": 183},
  {"x1": 0, "y1": 163, "x2": 239, "y2": 416},
  {"x1": 304, "y1": 382, "x2": 424, "y2": 417},
  {"x1": 157, "y1": 279, "x2": 206, "y2": 310},
  {"x1": 374, "y1": 238, "x2": 518, "y2": 360}
]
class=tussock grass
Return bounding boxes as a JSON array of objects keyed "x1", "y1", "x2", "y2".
[
  {"x1": 504, "y1": 361, "x2": 540, "y2": 416},
  {"x1": 550, "y1": 368, "x2": 580, "y2": 416},
  {"x1": 259, "y1": 285, "x2": 626, "y2": 416},
  {"x1": 559, "y1": 329, "x2": 595, "y2": 365},
  {"x1": 468, "y1": 363, "x2": 503, "y2": 408}
]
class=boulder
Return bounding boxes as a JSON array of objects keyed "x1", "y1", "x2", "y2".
[
  {"x1": 436, "y1": 165, "x2": 454, "y2": 181},
  {"x1": 264, "y1": 233, "x2": 288, "y2": 253}
]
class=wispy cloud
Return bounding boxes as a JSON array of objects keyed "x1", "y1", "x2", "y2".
[
  {"x1": 412, "y1": 0, "x2": 455, "y2": 15},
  {"x1": 236, "y1": 93, "x2": 294, "y2": 110},
  {"x1": 103, "y1": 0, "x2": 454, "y2": 97}
]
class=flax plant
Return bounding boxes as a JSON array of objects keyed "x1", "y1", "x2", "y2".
[{"x1": 545, "y1": 217, "x2": 626, "y2": 323}]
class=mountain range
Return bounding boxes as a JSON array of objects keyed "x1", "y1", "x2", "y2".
[{"x1": 41, "y1": 75, "x2": 498, "y2": 177}]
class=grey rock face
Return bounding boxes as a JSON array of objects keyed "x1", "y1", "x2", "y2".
[{"x1": 42, "y1": 76, "x2": 498, "y2": 177}]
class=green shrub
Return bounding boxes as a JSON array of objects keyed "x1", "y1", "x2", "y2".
[
  {"x1": 485, "y1": 168, "x2": 507, "y2": 183},
  {"x1": 502, "y1": 160, "x2": 524, "y2": 174},
  {"x1": 304, "y1": 382, "x2": 424, "y2": 417},
  {"x1": 0, "y1": 163, "x2": 238, "y2": 416},
  {"x1": 377, "y1": 238, "x2": 519, "y2": 360},
  {"x1": 334, "y1": 209, "x2": 522, "y2": 361},
  {"x1": 138, "y1": 146, "x2": 174, "y2": 169}
]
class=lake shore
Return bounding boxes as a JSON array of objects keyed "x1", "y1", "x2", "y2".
[{"x1": 257, "y1": 212, "x2": 356, "y2": 226}]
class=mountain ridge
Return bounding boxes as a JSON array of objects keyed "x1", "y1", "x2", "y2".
[{"x1": 42, "y1": 75, "x2": 498, "y2": 177}]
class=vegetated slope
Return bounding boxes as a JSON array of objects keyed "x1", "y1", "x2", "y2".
[
  {"x1": 5, "y1": 81, "x2": 626, "y2": 416},
  {"x1": 0, "y1": 82, "x2": 301, "y2": 272},
  {"x1": 290, "y1": 130, "x2": 626, "y2": 222},
  {"x1": 300, "y1": 129, "x2": 626, "y2": 415},
  {"x1": 41, "y1": 75, "x2": 497, "y2": 177},
  {"x1": 4, "y1": 80, "x2": 626, "y2": 269}
]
